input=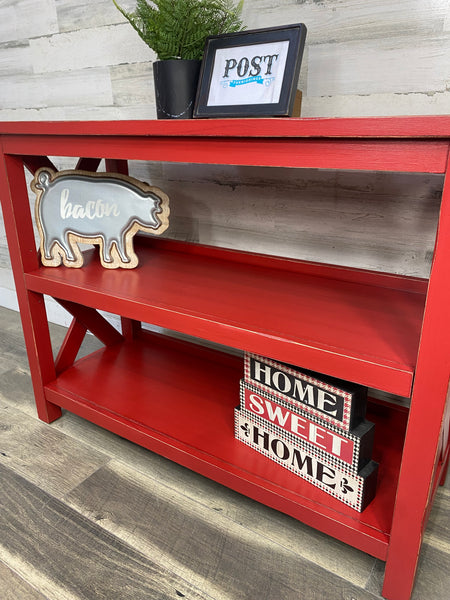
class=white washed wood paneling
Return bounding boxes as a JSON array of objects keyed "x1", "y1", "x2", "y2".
[
  {"x1": 302, "y1": 90, "x2": 450, "y2": 118},
  {"x1": 56, "y1": 0, "x2": 136, "y2": 33},
  {"x1": 0, "y1": 68, "x2": 113, "y2": 109},
  {"x1": 130, "y1": 162, "x2": 441, "y2": 278},
  {"x1": 445, "y1": 3, "x2": 450, "y2": 31},
  {"x1": 242, "y1": 0, "x2": 450, "y2": 42},
  {"x1": 0, "y1": 104, "x2": 157, "y2": 121},
  {"x1": 0, "y1": 42, "x2": 32, "y2": 76},
  {"x1": 307, "y1": 34, "x2": 450, "y2": 97},
  {"x1": 30, "y1": 23, "x2": 154, "y2": 73},
  {"x1": 0, "y1": 0, "x2": 58, "y2": 43},
  {"x1": 111, "y1": 62, "x2": 155, "y2": 107}
]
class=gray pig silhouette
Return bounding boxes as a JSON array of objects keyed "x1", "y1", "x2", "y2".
[{"x1": 32, "y1": 168, "x2": 169, "y2": 269}]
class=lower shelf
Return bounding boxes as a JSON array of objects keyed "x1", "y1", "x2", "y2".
[{"x1": 44, "y1": 330, "x2": 408, "y2": 560}]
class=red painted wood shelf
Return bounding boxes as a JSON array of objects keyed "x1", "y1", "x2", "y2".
[
  {"x1": 44, "y1": 329, "x2": 407, "y2": 560},
  {"x1": 25, "y1": 237, "x2": 426, "y2": 397},
  {"x1": 1, "y1": 116, "x2": 450, "y2": 600}
]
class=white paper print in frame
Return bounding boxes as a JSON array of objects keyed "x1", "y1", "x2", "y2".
[{"x1": 207, "y1": 40, "x2": 290, "y2": 106}]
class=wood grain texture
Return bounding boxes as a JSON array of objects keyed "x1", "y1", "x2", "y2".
[
  {"x1": 0, "y1": 0, "x2": 58, "y2": 44},
  {"x1": 147, "y1": 164, "x2": 441, "y2": 277},
  {"x1": 0, "y1": 465, "x2": 211, "y2": 600},
  {"x1": 0, "y1": 560, "x2": 48, "y2": 600},
  {"x1": 423, "y1": 482, "x2": 450, "y2": 553},
  {"x1": 0, "y1": 322, "x2": 29, "y2": 376},
  {"x1": 367, "y1": 532, "x2": 450, "y2": 600},
  {"x1": 63, "y1": 462, "x2": 384, "y2": 600},
  {"x1": 111, "y1": 62, "x2": 155, "y2": 107},
  {"x1": 56, "y1": 0, "x2": 132, "y2": 33},
  {"x1": 65, "y1": 460, "x2": 378, "y2": 591},
  {"x1": 307, "y1": 34, "x2": 450, "y2": 97},
  {"x1": 0, "y1": 395, "x2": 108, "y2": 498},
  {"x1": 0, "y1": 41, "x2": 32, "y2": 76},
  {"x1": 241, "y1": 0, "x2": 449, "y2": 43},
  {"x1": 302, "y1": 90, "x2": 450, "y2": 118},
  {"x1": 0, "y1": 68, "x2": 113, "y2": 110},
  {"x1": 30, "y1": 24, "x2": 154, "y2": 74}
]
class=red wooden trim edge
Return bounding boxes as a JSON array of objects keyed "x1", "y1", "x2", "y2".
[
  {"x1": 2, "y1": 135, "x2": 448, "y2": 173},
  {"x1": 1, "y1": 115, "x2": 450, "y2": 138}
]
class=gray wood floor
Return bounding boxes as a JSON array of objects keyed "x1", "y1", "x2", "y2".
[{"x1": 0, "y1": 305, "x2": 448, "y2": 600}]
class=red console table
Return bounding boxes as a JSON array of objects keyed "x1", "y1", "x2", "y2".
[{"x1": 1, "y1": 117, "x2": 449, "y2": 600}]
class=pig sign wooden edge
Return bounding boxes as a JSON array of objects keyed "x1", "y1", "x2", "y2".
[{"x1": 31, "y1": 168, "x2": 170, "y2": 269}]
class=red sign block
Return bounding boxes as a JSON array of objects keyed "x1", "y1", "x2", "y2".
[
  {"x1": 240, "y1": 381, "x2": 375, "y2": 474},
  {"x1": 242, "y1": 383, "x2": 353, "y2": 463}
]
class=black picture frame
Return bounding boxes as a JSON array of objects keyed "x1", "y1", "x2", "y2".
[{"x1": 193, "y1": 23, "x2": 307, "y2": 119}]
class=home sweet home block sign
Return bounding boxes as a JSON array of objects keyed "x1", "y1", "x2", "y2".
[
  {"x1": 31, "y1": 168, "x2": 170, "y2": 269},
  {"x1": 239, "y1": 354, "x2": 377, "y2": 511}
]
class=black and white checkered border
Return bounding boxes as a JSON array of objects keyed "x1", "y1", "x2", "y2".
[
  {"x1": 244, "y1": 352, "x2": 353, "y2": 431},
  {"x1": 240, "y1": 382, "x2": 362, "y2": 475},
  {"x1": 234, "y1": 409, "x2": 368, "y2": 511}
]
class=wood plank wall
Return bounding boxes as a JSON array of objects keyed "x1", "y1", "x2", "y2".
[{"x1": 1, "y1": 0, "x2": 449, "y2": 322}]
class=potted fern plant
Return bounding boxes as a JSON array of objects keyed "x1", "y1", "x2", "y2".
[{"x1": 113, "y1": 0, "x2": 244, "y2": 118}]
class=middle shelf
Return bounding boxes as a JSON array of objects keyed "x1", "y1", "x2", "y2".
[{"x1": 26, "y1": 236, "x2": 427, "y2": 396}]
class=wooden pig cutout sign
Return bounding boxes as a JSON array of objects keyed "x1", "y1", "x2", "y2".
[{"x1": 31, "y1": 168, "x2": 169, "y2": 269}]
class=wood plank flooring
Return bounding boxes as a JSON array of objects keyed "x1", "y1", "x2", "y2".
[{"x1": 0, "y1": 305, "x2": 448, "y2": 600}]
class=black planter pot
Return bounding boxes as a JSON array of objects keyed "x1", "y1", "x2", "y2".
[{"x1": 153, "y1": 59, "x2": 201, "y2": 119}]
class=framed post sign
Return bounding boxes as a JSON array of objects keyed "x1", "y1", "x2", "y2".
[{"x1": 194, "y1": 23, "x2": 307, "y2": 118}]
